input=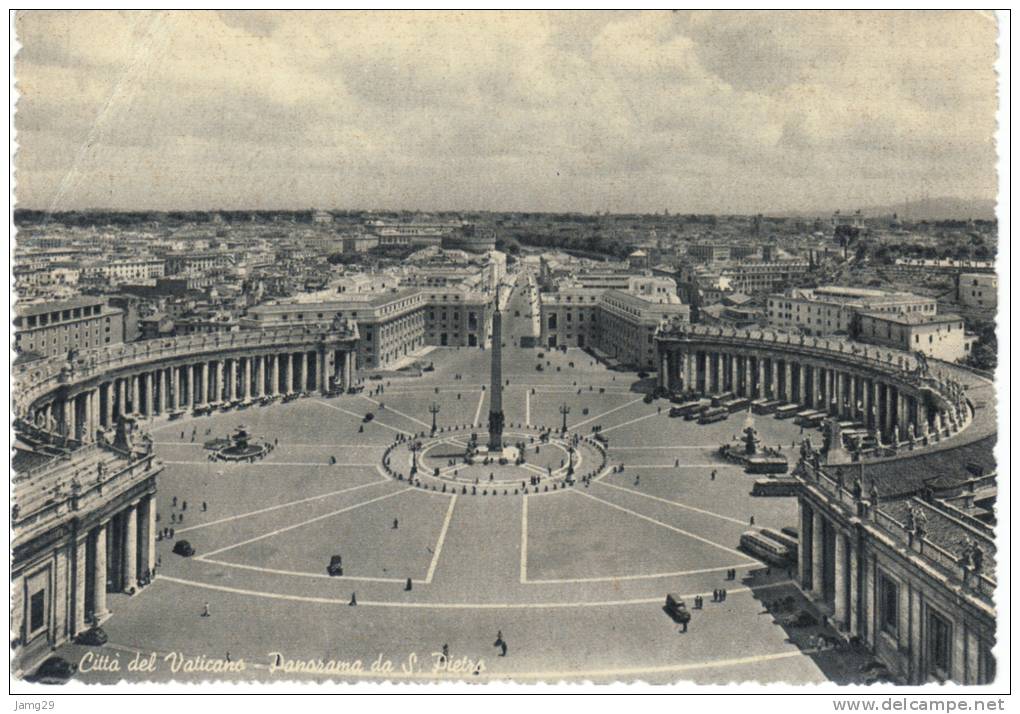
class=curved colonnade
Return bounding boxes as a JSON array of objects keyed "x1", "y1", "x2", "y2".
[
  {"x1": 15, "y1": 325, "x2": 360, "y2": 446},
  {"x1": 655, "y1": 324, "x2": 973, "y2": 452}
]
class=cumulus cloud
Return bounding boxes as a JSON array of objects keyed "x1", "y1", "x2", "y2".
[{"x1": 13, "y1": 10, "x2": 999, "y2": 213}]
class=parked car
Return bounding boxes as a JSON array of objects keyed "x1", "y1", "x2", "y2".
[
  {"x1": 172, "y1": 540, "x2": 195, "y2": 557},
  {"x1": 327, "y1": 555, "x2": 343, "y2": 576},
  {"x1": 664, "y1": 593, "x2": 691, "y2": 623},
  {"x1": 74, "y1": 625, "x2": 109, "y2": 647},
  {"x1": 27, "y1": 656, "x2": 76, "y2": 685}
]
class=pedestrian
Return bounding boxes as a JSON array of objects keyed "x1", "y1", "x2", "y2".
[
  {"x1": 202, "y1": 602, "x2": 210, "y2": 617},
  {"x1": 441, "y1": 644, "x2": 449, "y2": 665},
  {"x1": 393, "y1": 518, "x2": 399, "y2": 529},
  {"x1": 711, "y1": 470, "x2": 716, "y2": 481},
  {"x1": 680, "y1": 620, "x2": 688, "y2": 633},
  {"x1": 171, "y1": 513, "x2": 176, "y2": 523},
  {"x1": 182, "y1": 501, "x2": 187, "y2": 511},
  {"x1": 202, "y1": 501, "x2": 207, "y2": 512},
  {"x1": 749, "y1": 515, "x2": 755, "y2": 526},
  {"x1": 173, "y1": 496, "x2": 178, "y2": 507}
]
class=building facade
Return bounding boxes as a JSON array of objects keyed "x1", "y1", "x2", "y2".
[
  {"x1": 957, "y1": 273, "x2": 998, "y2": 311},
  {"x1": 795, "y1": 458, "x2": 995, "y2": 685},
  {"x1": 14, "y1": 297, "x2": 125, "y2": 360},
  {"x1": 768, "y1": 287, "x2": 937, "y2": 336},
  {"x1": 856, "y1": 312, "x2": 975, "y2": 363}
]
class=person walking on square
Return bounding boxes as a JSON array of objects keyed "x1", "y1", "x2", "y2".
[{"x1": 202, "y1": 602, "x2": 210, "y2": 617}]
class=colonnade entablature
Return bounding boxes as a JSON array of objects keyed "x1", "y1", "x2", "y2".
[
  {"x1": 15, "y1": 324, "x2": 360, "y2": 444},
  {"x1": 654, "y1": 324, "x2": 972, "y2": 451}
]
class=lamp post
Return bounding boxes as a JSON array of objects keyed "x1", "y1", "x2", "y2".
[
  {"x1": 429, "y1": 402, "x2": 440, "y2": 435},
  {"x1": 560, "y1": 403, "x2": 570, "y2": 434}
]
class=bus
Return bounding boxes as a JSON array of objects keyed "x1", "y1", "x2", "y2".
[
  {"x1": 698, "y1": 406, "x2": 729, "y2": 424},
  {"x1": 795, "y1": 409, "x2": 825, "y2": 427},
  {"x1": 670, "y1": 400, "x2": 706, "y2": 418},
  {"x1": 739, "y1": 530, "x2": 793, "y2": 566},
  {"x1": 723, "y1": 397, "x2": 751, "y2": 413},
  {"x1": 710, "y1": 392, "x2": 735, "y2": 407},
  {"x1": 752, "y1": 399, "x2": 782, "y2": 415},
  {"x1": 775, "y1": 404, "x2": 800, "y2": 419},
  {"x1": 759, "y1": 527, "x2": 798, "y2": 552}
]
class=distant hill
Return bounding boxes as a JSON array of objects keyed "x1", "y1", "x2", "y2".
[
  {"x1": 858, "y1": 197, "x2": 997, "y2": 222},
  {"x1": 777, "y1": 197, "x2": 997, "y2": 223}
]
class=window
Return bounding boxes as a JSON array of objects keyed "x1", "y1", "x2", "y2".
[
  {"x1": 29, "y1": 588, "x2": 46, "y2": 635},
  {"x1": 927, "y1": 609, "x2": 953, "y2": 680},
  {"x1": 878, "y1": 574, "x2": 899, "y2": 637}
]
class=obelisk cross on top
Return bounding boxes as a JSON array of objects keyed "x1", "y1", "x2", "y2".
[{"x1": 487, "y1": 285, "x2": 505, "y2": 452}]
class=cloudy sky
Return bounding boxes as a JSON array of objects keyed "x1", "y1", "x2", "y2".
[{"x1": 13, "y1": 10, "x2": 999, "y2": 214}]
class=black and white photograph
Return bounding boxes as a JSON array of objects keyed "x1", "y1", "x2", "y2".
[{"x1": 8, "y1": 9, "x2": 1008, "y2": 700}]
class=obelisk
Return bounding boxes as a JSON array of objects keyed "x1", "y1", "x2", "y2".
[{"x1": 487, "y1": 287, "x2": 505, "y2": 452}]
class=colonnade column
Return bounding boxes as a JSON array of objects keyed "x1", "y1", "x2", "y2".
[
  {"x1": 256, "y1": 355, "x2": 266, "y2": 397},
  {"x1": 226, "y1": 357, "x2": 235, "y2": 401},
  {"x1": 131, "y1": 375, "x2": 140, "y2": 415},
  {"x1": 91, "y1": 389, "x2": 100, "y2": 439},
  {"x1": 757, "y1": 357, "x2": 766, "y2": 398},
  {"x1": 849, "y1": 537, "x2": 860, "y2": 636},
  {"x1": 305, "y1": 352, "x2": 314, "y2": 392},
  {"x1": 743, "y1": 355, "x2": 752, "y2": 398},
  {"x1": 871, "y1": 381, "x2": 880, "y2": 434},
  {"x1": 73, "y1": 534, "x2": 88, "y2": 634},
  {"x1": 243, "y1": 357, "x2": 253, "y2": 399},
  {"x1": 660, "y1": 351, "x2": 670, "y2": 392},
  {"x1": 93, "y1": 521, "x2": 109, "y2": 621},
  {"x1": 146, "y1": 496, "x2": 157, "y2": 580},
  {"x1": 215, "y1": 360, "x2": 225, "y2": 403},
  {"x1": 798, "y1": 501, "x2": 811, "y2": 590},
  {"x1": 145, "y1": 372, "x2": 155, "y2": 416},
  {"x1": 345, "y1": 351, "x2": 355, "y2": 391},
  {"x1": 811, "y1": 510, "x2": 825, "y2": 597},
  {"x1": 835, "y1": 372, "x2": 845, "y2": 417},
  {"x1": 834, "y1": 530, "x2": 848, "y2": 629},
  {"x1": 783, "y1": 360, "x2": 793, "y2": 401},
  {"x1": 122, "y1": 503, "x2": 138, "y2": 593},
  {"x1": 104, "y1": 382, "x2": 115, "y2": 427},
  {"x1": 797, "y1": 363, "x2": 806, "y2": 405},
  {"x1": 117, "y1": 378, "x2": 126, "y2": 420},
  {"x1": 271, "y1": 355, "x2": 280, "y2": 395},
  {"x1": 175, "y1": 366, "x2": 182, "y2": 409}
]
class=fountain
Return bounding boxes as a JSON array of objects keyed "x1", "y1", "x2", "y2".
[{"x1": 210, "y1": 424, "x2": 271, "y2": 462}]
